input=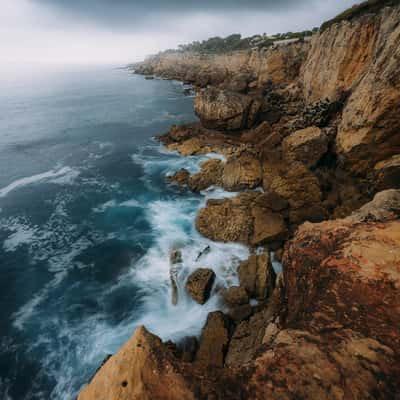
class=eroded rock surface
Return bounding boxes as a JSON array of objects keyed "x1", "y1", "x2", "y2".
[{"x1": 185, "y1": 268, "x2": 216, "y2": 304}]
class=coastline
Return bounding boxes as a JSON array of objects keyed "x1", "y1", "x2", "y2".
[{"x1": 78, "y1": 3, "x2": 400, "y2": 399}]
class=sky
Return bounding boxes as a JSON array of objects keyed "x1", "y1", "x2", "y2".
[{"x1": 0, "y1": 0, "x2": 360, "y2": 66}]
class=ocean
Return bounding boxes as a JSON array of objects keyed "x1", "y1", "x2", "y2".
[{"x1": 0, "y1": 65, "x2": 249, "y2": 399}]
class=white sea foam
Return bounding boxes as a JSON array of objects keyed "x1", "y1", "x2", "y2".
[
  {"x1": 93, "y1": 198, "x2": 141, "y2": 213},
  {"x1": 3, "y1": 225, "x2": 37, "y2": 252},
  {"x1": 0, "y1": 166, "x2": 80, "y2": 198}
]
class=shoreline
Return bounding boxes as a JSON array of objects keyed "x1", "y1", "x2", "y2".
[{"x1": 78, "y1": 3, "x2": 400, "y2": 398}]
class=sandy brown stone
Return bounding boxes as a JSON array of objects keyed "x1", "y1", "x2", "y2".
[
  {"x1": 282, "y1": 126, "x2": 328, "y2": 167},
  {"x1": 238, "y1": 253, "x2": 276, "y2": 300},
  {"x1": 195, "y1": 311, "x2": 231, "y2": 367},
  {"x1": 185, "y1": 268, "x2": 216, "y2": 305}
]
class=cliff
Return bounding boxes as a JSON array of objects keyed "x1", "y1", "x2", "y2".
[{"x1": 80, "y1": 2, "x2": 400, "y2": 399}]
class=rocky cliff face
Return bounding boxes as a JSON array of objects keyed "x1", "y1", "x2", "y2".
[{"x1": 80, "y1": 3, "x2": 400, "y2": 399}]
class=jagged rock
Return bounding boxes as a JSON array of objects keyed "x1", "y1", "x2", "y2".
[
  {"x1": 78, "y1": 326, "x2": 196, "y2": 400},
  {"x1": 223, "y1": 72, "x2": 252, "y2": 93},
  {"x1": 195, "y1": 311, "x2": 231, "y2": 367},
  {"x1": 227, "y1": 304, "x2": 253, "y2": 324},
  {"x1": 194, "y1": 87, "x2": 261, "y2": 131},
  {"x1": 282, "y1": 126, "x2": 328, "y2": 167},
  {"x1": 222, "y1": 152, "x2": 262, "y2": 191},
  {"x1": 238, "y1": 254, "x2": 276, "y2": 300},
  {"x1": 223, "y1": 286, "x2": 249, "y2": 306},
  {"x1": 176, "y1": 336, "x2": 198, "y2": 362},
  {"x1": 188, "y1": 159, "x2": 223, "y2": 192},
  {"x1": 373, "y1": 155, "x2": 400, "y2": 191},
  {"x1": 185, "y1": 268, "x2": 216, "y2": 304},
  {"x1": 167, "y1": 168, "x2": 190, "y2": 186}
]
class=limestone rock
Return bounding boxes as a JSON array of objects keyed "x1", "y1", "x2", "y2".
[
  {"x1": 223, "y1": 286, "x2": 249, "y2": 306},
  {"x1": 188, "y1": 159, "x2": 223, "y2": 192},
  {"x1": 185, "y1": 268, "x2": 216, "y2": 305},
  {"x1": 194, "y1": 87, "x2": 260, "y2": 131},
  {"x1": 78, "y1": 326, "x2": 195, "y2": 400},
  {"x1": 282, "y1": 126, "x2": 328, "y2": 167},
  {"x1": 195, "y1": 311, "x2": 231, "y2": 367},
  {"x1": 222, "y1": 152, "x2": 262, "y2": 191},
  {"x1": 238, "y1": 254, "x2": 276, "y2": 300},
  {"x1": 167, "y1": 169, "x2": 190, "y2": 186},
  {"x1": 251, "y1": 206, "x2": 287, "y2": 246},
  {"x1": 195, "y1": 193, "x2": 257, "y2": 244}
]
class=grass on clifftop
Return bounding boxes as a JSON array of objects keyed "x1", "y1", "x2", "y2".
[{"x1": 320, "y1": 0, "x2": 399, "y2": 32}]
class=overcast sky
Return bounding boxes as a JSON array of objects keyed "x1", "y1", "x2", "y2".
[{"x1": 1, "y1": 0, "x2": 360, "y2": 65}]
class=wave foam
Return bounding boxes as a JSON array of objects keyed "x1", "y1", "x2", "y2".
[{"x1": 0, "y1": 166, "x2": 80, "y2": 198}]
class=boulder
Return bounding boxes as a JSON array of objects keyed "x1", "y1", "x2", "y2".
[
  {"x1": 223, "y1": 286, "x2": 249, "y2": 306},
  {"x1": 282, "y1": 126, "x2": 328, "y2": 167},
  {"x1": 227, "y1": 304, "x2": 253, "y2": 324},
  {"x1": 196, "y1": 192, "x2": 287, "y2": 246},
  {"x1": 188, "y1": 159, "x2": 223, "y2": 192},
  {"x1": 238, "y1": 254, "x2": 276, "y2": 300},
  {"x1": 195, "y1": 193, "x2": 257, "y2": 244},
  {"x1": 185, "y1": 268, "x2": 216, "y2": 304},
  {"x1": 373, "y1": 155, "x2": 400, "y2": 191},
  {"x1": 222, "y1": 152, "x2": 262, "y2": 191},
  {"x1": 194, "y1": 87, "x2": 261, "y2": 131},
  {"x1": 195, "y1": 311, "x2": 231, "y2": 367}
]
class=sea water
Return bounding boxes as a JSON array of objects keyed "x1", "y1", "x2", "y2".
[{"x1": 0, "y1": 65, "x2": 248, "y2": 399}]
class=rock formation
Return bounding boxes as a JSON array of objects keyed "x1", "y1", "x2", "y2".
[{"x1": 81, "y1": 2, "x2": 400, "y2": 398}]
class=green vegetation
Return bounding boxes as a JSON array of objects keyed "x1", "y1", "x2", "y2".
[
  {"x1": 162, "y1": 29, "x2": 318, "y2": 56},
  {"x1": 320, "y1": 0, "x2": 399, "y2": 32}
]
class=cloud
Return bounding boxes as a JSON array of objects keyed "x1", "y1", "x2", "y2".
[{"x1": 1, "y1": 0, "x2": 359, "y2": 65}]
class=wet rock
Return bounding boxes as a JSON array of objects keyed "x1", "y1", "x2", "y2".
[
  {"x1": 238, "y1": 253, "x2": 276, "y2": 301},
  {"x1": 195, "y1": 311, "x2": 232, "y2": 367},
  {"x1": 222, "y1": 152, "x2": 262, "y2": 191},
  {"x1": 188, "y1": 159, "x2": 223, "y2": 192},
  {"x1": 170, "y1": 249, "x2": 183, "y2": 306},
  {"x1": 223, "y1": 286, "x2": 249, "y2": 306},
  {"x1": 194, "y1": 87, "x2": 261, "y2": 131},
  {"x1": 167, "y1": 168, "x2": 190, "y2": 186},
  {"x1": 176, "y1": 336, "x2": 198, "y2": 363},
  {"x1": 373, "y1": 155, "x2": 400, "y2": 191},
  {"x1": 185, "y1": 268, "x2": 216, "y2": 305},
  {"x1": 196, "y1": 193, "x2": 257, "y2": 244},
  {"x1": 282, "y1": 126, "x2": 328, "y2": 167}
]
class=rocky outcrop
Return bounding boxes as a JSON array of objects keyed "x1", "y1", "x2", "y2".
[
  {"x1": 188, "y1": 159, "x2": 223, "y2": 192},
  {"x1": 194, "y1": 88, "x2": 261, "y2": 131},
  {"x1": 185, "y1": 268, "x2": 216, "y2": 304},
  {"x1": 196, "y1": 192, "x2": 287, "y2": 247}
]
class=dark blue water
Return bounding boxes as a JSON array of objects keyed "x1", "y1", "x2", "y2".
[{"x1": 0, "y1": 65, "x2": 248, "y2": 399}]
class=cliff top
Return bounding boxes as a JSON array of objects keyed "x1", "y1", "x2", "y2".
[{"x1": 320, "y1": 0, "x2": 399, "y2": 32}]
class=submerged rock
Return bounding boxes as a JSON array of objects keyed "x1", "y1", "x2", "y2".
[{"x1": 185, "y1": 268, "x2": 216, "y2": 304}]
